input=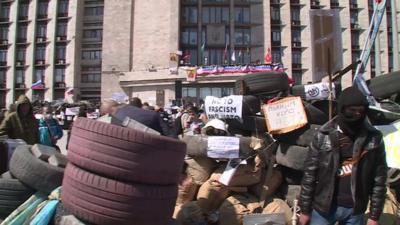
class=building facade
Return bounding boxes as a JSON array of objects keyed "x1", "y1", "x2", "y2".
[
  {"x1": 101, "y1": 0, "x2": 400, "y2": 107},
  {"x1": 0, "y1": 0, "x2": 103, "y2": 109}
]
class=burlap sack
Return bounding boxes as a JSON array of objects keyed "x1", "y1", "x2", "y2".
[
  {"x1": 186, "y1": 157, "x2": 217, "y2": 185},
  {"x1": 219, "y1": 194, "x2": 261, "y2": 225},
  {"x1": 210, "y1": 157, "x2": 263, "y2": 187},
  {"x1": 365, "y1": 189, "x2": 400, "y2": 225},
  {"x1": 176, "y1": 175, "x2": 199, "y2": 205},
  {"x1": 174, "y1": 201, "x2": 207, "y2": 225},
  {"x1": 249, "y1": 166, "x2": 283, "y2": 199},
  {"x1": 263, "y1": 198, "x2": 293, "y2": 225},
  {"x1": 197, "y1": 178, "x2": 230, "y2": 213}
]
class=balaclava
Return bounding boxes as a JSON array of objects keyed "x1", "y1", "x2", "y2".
[{"x1": 337, "y1": 86, "x2": 369, "y2": 136}]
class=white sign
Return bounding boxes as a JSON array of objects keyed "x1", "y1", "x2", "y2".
[
  {"x1": 263, "y1": 97, "x2": 308, "y2": 134},
  {"x1": 207, "y1": 136, "x2": 240, "y2": 159},
  {"x1": 219, "y1": 159, "x2": 247, "y2": 186},
  {"x1": 205, "y1": 95, "x2": 243, "y2": 120},
  {"x1": 304, "y1": 82, "x2": 335, "y2": 100},
  {"x1": 65, "y1": 107, "x2": 80, "y2": 116}
]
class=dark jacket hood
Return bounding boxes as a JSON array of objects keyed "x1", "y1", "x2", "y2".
[{"x1": 16, "y1": 95, "x2": 33, "y2": 116}]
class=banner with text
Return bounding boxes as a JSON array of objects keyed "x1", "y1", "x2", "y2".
[
  {"x1": 304, "y1": 82, "x2": 335, "y2": 100},
  {"x1": 205, "y1": 95, "x2": 243, "y2": 120},
  {"x1": 207, "y1": 136, "x2": 240, "y2": 159},
  {"x1": 263, "y1": 97, "x2": 308, "y2": 134}
]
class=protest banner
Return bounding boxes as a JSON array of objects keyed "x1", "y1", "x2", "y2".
[
  {"x1": 205, "y1": 95, "x2": 243, "y2": 120},
  {"x1": 263, "y1": 97, "x2": 308, "y2": 134},
  {"x1": 304, "y1": 82, "x2": 335, "y2": 100},
  {"x1": 207, "y1": 136, "x2": 240, "y2": 159},
  {"x1": 65, "y1": 107, "x2": 80, "y2": 116},
  {"x1": 375, "y1": 120, "x2": 400, "y2": 169}
]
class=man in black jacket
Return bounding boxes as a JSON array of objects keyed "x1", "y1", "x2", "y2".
[{"x1": 299, "y1": 87, "x2": 387, "y2": 225}]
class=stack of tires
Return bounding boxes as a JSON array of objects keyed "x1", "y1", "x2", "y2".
[
  {"x1": 61, "y1": 118, "x2": 187, "y2": 225},
  {"x1": 0, "y1": 144, "x2": 66, "y2": 220}
]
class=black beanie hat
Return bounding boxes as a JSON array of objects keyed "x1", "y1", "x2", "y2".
[{"x1": 338, "y1": 86, "x2": 369, "y2": 112}]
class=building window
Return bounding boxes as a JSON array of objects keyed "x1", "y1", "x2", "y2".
[
  {"x1": 0, "y1": 50, "x2": 6, "y2": 65},
  {"x1": 202, "y1": 7, "x2": 229, "y2": 24},
  {"x1": 272, "y1": 29, "x2": 281, "y2": 43},
  {"x1": 182, "y1": 7, "x2": 197, "y2": 24},
  {"x1": 57, "y1": 23, "x2": 68, "y2": 38},
  {"x1": 84, "y1": 6, "x2": 104, "y2": 16},
  {"x1": 83, "y1": 29, "x2": 102, "y2": 40},
  {"x1": 292, "y1": 29, "x2": 301, "y2": 42},
  {"x1": 234, "y1": 28, "x2": 250, "y2": 45},
  {"x1": 35, "y1": 46, "x2": 46, "y2": 61},
  {"x1": 389, "y1": 54, "x2": 393, "y2": 71},
  {"x1": 233, "y1": 49, "x2": 250, "y2": 64},
  {"x1": 0, "y1": 27, "x2": 8, "y2": 42},
  {"x1": 55, "y1": 68, "x2": 65, "y2": 83},
  {"x1": 272, "y1": 50, "x2": 281, "y2": 63},
  {"x1": 234, "y1": 7, "x2": 250, "y2": 24},
  {"x1": 17, "y1": 26, "x2": 28, "y2": 42},
  {"x1": 19, "y1": 3, "x2": 29, "y2": 20},
  {"x1": 291, "y1": 7, "x2": 300, "y2": 22},
  {"x1": 181, "y1": 28, "x2": 197, "y2": 45},
  {"x1": 271, "y1": 7, "x2": 280, "y2": 21},
  {"x1": 0, "y1": 70, "x2": 6, "y2": 85},
  {"x1": 38, "y1": 1, "x2": 49, "y2": 18},
  {"x1": 16, "y1": 70, "x2": 24, "y2": 84},
  {"x1": 292, "y1": 71, "x2": 302, "y2": 85},
  {"x1": 292, "y1": 51, "x2": 302, "y2": 64},
  {"x1": 82, "y1": 50, "x2": 102, "y2": 60},
  {"x1": 58, "y1": 0, "x2": 69, "y2": 16},
  {"x1": 36, "y1": 24, "x2": 47, "y2": 38},
  {"x1": 350, "y1": 11, "x2": 358, "y2": 24},
  {"x1": 0, "y1": 5, "x2": 10, "y2": 21},
  {"x1": 34, "y1": 69, "x2": 45, "y2": 82},
  {"x1": 16, "y1": 48, "x2": 26, "y2": 62},
  {"x1": 81, "y1": 73, "x2": 101, "y2": 83},
  {"x1": 56, "y1": 46, "x2": 66, "y2": 60}
]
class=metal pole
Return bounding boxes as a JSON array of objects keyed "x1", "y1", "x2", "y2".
[
  {"x1": 328, "y1": 48, "x2": 333, "y2": 120},
  {"x1": 374, "y1": 2, "x2": 382, "y2": 76},
  {"x1": 230, "y1": 0, "x2": 235, "y2": 64}
]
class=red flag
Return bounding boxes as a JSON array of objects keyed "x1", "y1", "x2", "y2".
[
  {"x1": 264, "y1": 48, "x2": 272, "y2": 64},
  {"x1": 375, "y1": 0, "x2": 382, "y2": 3}
]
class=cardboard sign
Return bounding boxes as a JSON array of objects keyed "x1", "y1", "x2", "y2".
[
  {"x1": 375, "y1": 120, "x2": 400, "y2": 169},
  {"x1": 304, "y1": 82, "x2": 335, "y2": 100},
  {"x1": 219, "y1": 158, "x2": 247, "y2": 186},
  {"x1": 207, "y1": 136, "x2": 240, "y2": 159},
  {"x1": 263, "y1": 97, "x2": 308, "y2": 134},
  {"x1": 65, "y1": 107, "x2": 80, "y2": 116},
  {"x1": 205, "y1": 95, "x2": 243, "y2": 120}
]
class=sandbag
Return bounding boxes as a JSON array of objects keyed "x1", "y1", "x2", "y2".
[
  {"x1": 219, "y1": 194, "x2": 261, "y2": 225},
  {"x1": 263, "y1": 198, "x2": 293, "y2": 225},
  {"x1": 249, "y1": 166, "x2": 283, "y2": 200},
  {"x1": 197, "y1": 179, "x2": 230, "y2": 213},
  {"x1": 174, "y1": 201, "x2": 207, "y2": 225},
  {"x1": 210, "y1": 157, "x2": 264, "y2": 187},
  {"x1": 182, "y1": 135, "x2": 256, "y2": 159},
  {"x1": 186, "y1": 157, "x2": 217, "y2": 185},
  {"x1": 176, "y1": 176, "x2": 199, "y2": 205},
  {"x1": 365, "y1": 189, "x2": 400, "y2": 225}
]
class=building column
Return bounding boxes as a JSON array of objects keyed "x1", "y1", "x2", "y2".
[
  {"x1": 230, "y1": 0, "x2": 234, "y2": 64},
  {"x1": 391, "y1": 0, "x2": 399, "y2": 70}
]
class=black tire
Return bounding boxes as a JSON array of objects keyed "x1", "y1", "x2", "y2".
[
  {"x1": 369, "y1": 71, "x2": 400, "y2": 100},
  {"x1": 235, "y1": 72, "x2": 289, "y2": 95},
  {"x1": 182, "y1": 136, "x2": 255, "y2": 159},
  {"x1": 311, "y1": 100, "x2": 337, "y2": 118},
  {"x1": 62, "y1": 163, "x2": 177, "y2": 225},
  {"x1": 0, "y1": 177, "x2": 34, "y2": 215},
  {"x1": 67, "y1": 118, "x2": 186, "y2": 185},
  {"x1": 225, "y1": 116, "x2": 268, "y2": 135},
  {"x1": 275, "y1": 124, "x2": 320, "y2": 147},
  {"x1": 276, "y1": 143, "x2": 309, "y2": 171},
  {"x1": 9, "y1": 145, "x2": 64, "y2": 193},
  {"x1": 290, "y1": 85, "x2": 306, "y2": 99},
  {"x1": 279, "y1": 165, "x2": 303, "y2": 185},
  {"x1": 52, "y1": 203, "x2": 94, "y2": 225},
  {"x1": 368, "y1": 101, "x2": 400, "y2": 125},
  {"x1": 242, "y1": 96, "x2": 261, "y2": 116},
  {"x1": 303, "y1": 102, "x2": 329, "y2": 125}
]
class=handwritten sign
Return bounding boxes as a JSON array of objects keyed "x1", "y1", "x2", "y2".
[
  {"x1": 205, "y1": 95, "x2": 243, "y2": 120},
  {"x1": 304, "y1": 82, "x2": 335, "y2": 100},
  {"x1": 207, "y1": 136, "x2": 240, "y2": 159},
  {"x1": 263, "y1": 97, "x2": 308, "y2": 134}
]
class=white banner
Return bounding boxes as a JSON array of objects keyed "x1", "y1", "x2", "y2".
[
  {"x1": 263, "y1": 97, "x2": 308, "y2": 134},
  {"x1": 205, "y1": 95, "x2": 243, "y2": 120},
  {"x1": 207, "y1": 136, "x2": 240, "y2": 159},
  {"x1": 65, "y1": 107, "x2": 80, "y2": 116},
  {"x1": 304, "y1": 82, "x2": 335, "y2": 100}
]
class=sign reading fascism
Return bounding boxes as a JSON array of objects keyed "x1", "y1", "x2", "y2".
[{"x1": 205, "y1": 95, "x2": 243, "y2": 120}]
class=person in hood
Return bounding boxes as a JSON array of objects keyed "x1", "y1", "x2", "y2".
[
  {"x1": 0, "y1": 95, "x2": 39, "y2": 144},
  {"x1": 299, "y1": 87, "x2": 387, "y2": 225}
]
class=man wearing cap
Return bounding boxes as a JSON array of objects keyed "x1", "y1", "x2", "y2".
[{"x1": 299, "y1": 87, "x2": 387, "y2": 225}]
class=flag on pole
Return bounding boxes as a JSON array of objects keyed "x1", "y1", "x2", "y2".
[
  {"x1": 238, "y1": 50, "x2": 242, "y2": 62},
  {"x1": 231, "y1": 51, "x2": 236, "y2": 62},
  {"x1": 223, "y1": 42, "x2": 228, "y2": 64},
  {"x1": 201, "y1": 41, "x2": 205, "y2": 64},
  {"x1": 31, "y1": 80, "x2": 44, "y2": 90},
  {"x1": 264, "y1": 47, "x2": 272, "y2": 64}
]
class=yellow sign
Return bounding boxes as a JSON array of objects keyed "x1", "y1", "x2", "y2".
[{"x1": 376, "y1": 120, "x2": 400, "y2": 169}]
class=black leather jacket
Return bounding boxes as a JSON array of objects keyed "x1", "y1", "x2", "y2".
[{"x1": 299, "y1": 117, "x2": 387, "y2": 221}]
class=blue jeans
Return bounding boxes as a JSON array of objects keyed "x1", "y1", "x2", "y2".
[{"x1": 310, "y1": 206, "x2": 364, "y2": 225}]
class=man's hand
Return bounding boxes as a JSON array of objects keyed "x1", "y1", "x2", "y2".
[
  {"x1": 366, "y1": 219, "x2": 379, "y2": 225},
  {"x1": 299, "y1": 213, "x2": 310, "y2": 225}
]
